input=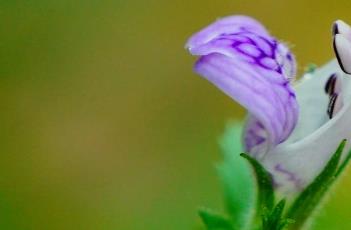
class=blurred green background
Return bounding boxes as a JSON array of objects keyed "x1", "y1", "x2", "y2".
[{"x1": 1, "y1": 1, "x2": 351, "y2": 229}]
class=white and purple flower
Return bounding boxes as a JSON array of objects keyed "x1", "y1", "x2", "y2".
[{"x1": 186, "y1": 16, "x2": 351, "y2": 195}]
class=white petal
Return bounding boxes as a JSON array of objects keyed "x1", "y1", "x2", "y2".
[
  {"x1": 285, "y1": 60, "x2": 338, "y2": 144},
  {"x1": 262, "y1": 59, "x2": 351, "y2": 195},
  {"x1": 333, "y1": 20, "x2": 351, "y2": 41},
  {"x1": 334, "y1": 34, "x2": 351, "y2": 74}
]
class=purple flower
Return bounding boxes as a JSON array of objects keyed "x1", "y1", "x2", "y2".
[{"x1": 186, "y1": 16, "x2": 351, "y2": 195}]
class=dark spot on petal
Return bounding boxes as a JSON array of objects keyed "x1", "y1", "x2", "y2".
[
  {"x1": 332, "y1": 22, "x2": 339, "y2": 35},
  {"x1": 325, "y1": 73, "x2": 337, "y2": 95},
  {"x1": 327, "y1": 93, "x2": 338, "y2": 119}
]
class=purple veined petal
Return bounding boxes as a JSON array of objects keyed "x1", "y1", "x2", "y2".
[
  {"x1": 186, "y1": 15, "x2": 269, "y2": 51},
  {"x1": 186, "y1": 16, "x2": 297, "y2": 83},
  {"x1": 262, "y1": 60, "x2": 351, "y2": 195},
  {"x1": 195, "y1": 53, "x2": 298, "y2": 158},
  {"x1": 243, "y1": 116, "x2": 270, "y2": 159},
  {"x1": 186, "y1": 16, "x2": 298, "y2": 158},
  {"x1": 187, "y1": 29, "x2": 296, "y2": 81}
]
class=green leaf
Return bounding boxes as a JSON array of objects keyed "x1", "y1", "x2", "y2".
[
  {"x1": 262, "y1": 199, "x2": 293, "y2": 230},
  {"x1": 286, "y1": 140, "x2": 347, "y2": 230},
  {"x1": 335, "y1": 147, "x2": 351, "y2": 177},
  {"x1": 240, "y1": 153, "x2": 275, "y2": 215},
  {"x1": 217, "y1": 123, "x2": 255, "y2": 229},
  {"x1": 198, "y1": 208, "x2": 233, "y2": 230},
  {"x1": 263, "y1": 199, "x2": 286, "y2": 230},
  {"x1": 278, "y1": 218, "x2": 295, "y2": 230}
]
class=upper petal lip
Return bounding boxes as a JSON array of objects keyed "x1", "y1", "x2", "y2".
[
  {"x1": 186, "y1": 16, "x2": 299, "y2": 157},
  {"x1": 185, "y1": 15, "x2": 269, "y2": 51}
]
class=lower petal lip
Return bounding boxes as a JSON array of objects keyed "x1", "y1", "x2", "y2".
[{"x1": 260, "y1": 59, "x2": 351, "y2": 194}]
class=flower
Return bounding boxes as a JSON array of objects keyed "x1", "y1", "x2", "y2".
[{"x1": 186, "y1": 16, "x2": 351, "y2": 195}]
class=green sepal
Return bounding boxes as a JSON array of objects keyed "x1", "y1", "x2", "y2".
[
  {"x1": 198, "y1": 208, "x2": 234, "y2": 230},
  {"x1": 240, "y1": 153, "x2": 275, "y2": 215},
  {"x1": 335, "y1": 145, "x2": 351, "y2": 177},
  {"x1": 262, "y1": 199, "x2": 293, "y2": 230},
  {"x1": 262, "y1": 199, "x2": 285, "y2": 230},
  {"x1": 286, "y1": 140, "x2": 347, "y2": 230},
  {"x1": 278, "y1": 218, "x2": 295, "y2": 230}
]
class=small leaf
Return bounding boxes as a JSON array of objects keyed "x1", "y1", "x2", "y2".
[
  {"x1": 262, "y1": 199, "x2": 291, "y2": 230},
  {"x1": 198, "y1": 208, "x2": 233, "y2": 230},
  {"x1": 266, "y1": 199, "x2": 286, "y2": 229},
  {"x1": 286, "y1": 140, "x2": 346, "y2": 230},
  {"x1": 278, "y1": 218, "x2": 295, "y2": 230},
  {"x1": 335, "y1": 147, "x2": 351, "y2": 177},
  {"x1": 240, "y1": 153, "x2": 275, "y2": 215},
  {"x1": 305, "y1": 63, "x2": 318, "y2": 73},
  {"x1": 217, "y1": 123, "x2": 255, "y2": 229}
]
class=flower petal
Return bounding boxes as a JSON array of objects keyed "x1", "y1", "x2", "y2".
[
  {"x1": 262, "y1": 60, "x2": 351, "y2": 195},
  {"x1": 333, "y1": 20, "x2": 351, "y2": 74},
  {"x1": 333, "y1": 20, "x2": 351, "y2": 41},
  {"x1": 284, "y1": 62, "x2": 336, "y2": 144},
  {"x1": 186, "y1": 16, "x2": 298, "y2": 158},
  {"x1": 334, "y1": 34, "x2": 351, "y2": 74},
  {"x1": 186, "y1": 15, "x2": 269, "y2": 51}
]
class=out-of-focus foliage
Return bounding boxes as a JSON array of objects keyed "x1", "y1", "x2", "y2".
[
  {"x1": 218, "y1": 124, "x2": 255, "y2": 229},
  {"x1": 1, "y1": 1, "x2": 351, "y2": 229}
]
